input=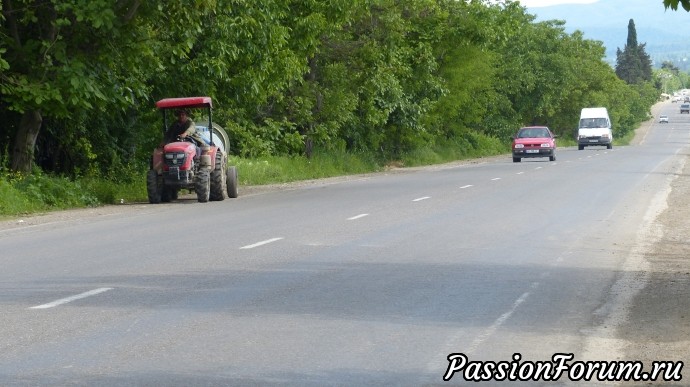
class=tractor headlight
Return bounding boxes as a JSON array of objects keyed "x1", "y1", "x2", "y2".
[{"x1": 165, "y1": 153, "x2": 174, "y2": 160}]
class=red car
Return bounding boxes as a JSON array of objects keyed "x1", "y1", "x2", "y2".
[{"x1": 511, "y1": 126, "x2": 557, "y2": 163}]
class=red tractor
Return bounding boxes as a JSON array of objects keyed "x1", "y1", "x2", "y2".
[{"x1": 147, "y1": 97, "x2": 238, "y2": 203}]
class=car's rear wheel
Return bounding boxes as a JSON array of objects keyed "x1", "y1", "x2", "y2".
[
  {"x1": 549, "y1": 154, "x2": 556, "y2": 161},
  {"x1": 578, "y1": 145, "x2": 584, "y2": 150},
  {"x1": 607, "y1": 143, "x2": 612, "y2": 150},
  {"x1": 512, "y1": 157, "x2": 521, "y2": 163}
]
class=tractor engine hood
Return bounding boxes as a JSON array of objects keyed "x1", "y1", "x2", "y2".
[
  {"x1": 163, "y1": 142, "x2": 197, "y2": 171},
  {"x1": 164, "y1": 141, "x2": 197, "y2": 154}
]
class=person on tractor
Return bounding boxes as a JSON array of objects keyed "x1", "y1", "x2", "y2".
[
  {"x1": 164, "y1": 109, "x2": 204, "y2": 145},
  {"x1": 163, "y1": 109, "x2": 206, "y2": 160}
]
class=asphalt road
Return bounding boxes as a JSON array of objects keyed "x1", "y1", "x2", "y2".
[{"x1": 1, "y1": 103, "x2": 688, "y2": 386}]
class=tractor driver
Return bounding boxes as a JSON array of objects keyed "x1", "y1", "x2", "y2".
[
  {"x1": 164, "y1": 109, "x2": 204, "y2": 145},
  {"x1": 164, "y1": 109, "x2": 206, "y2": 159}
]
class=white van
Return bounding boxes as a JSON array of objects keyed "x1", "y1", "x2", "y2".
[{"x1": 577, "y1": 107, "x2": 612, "y2": 150}]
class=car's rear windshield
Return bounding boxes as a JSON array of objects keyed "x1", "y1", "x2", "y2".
[{"x1": 518, "y1": 129, "x2": 550, "y2": 138}]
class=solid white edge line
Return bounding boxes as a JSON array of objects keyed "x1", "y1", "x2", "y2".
[
  {"x1": 412, "y1": 196, "x2": 431, "y2": 202},
  {"x1": 347, "y1": 214, "x2": 369, "y2": 220},
  {"x1": 240, "y1": 237, "x2": 284, "y2": 249},
  {"x1": 30, "y1": 287, "x2": 114, "y2": 310}
]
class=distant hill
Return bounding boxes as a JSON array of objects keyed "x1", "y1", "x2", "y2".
[{"x1": 526, "y1": 0, "x2": 690, "y2": 70}]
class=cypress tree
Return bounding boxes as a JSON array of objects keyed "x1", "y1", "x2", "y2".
[{"x1": 615, "y1": 19, "x2": 652, "y2": 84}]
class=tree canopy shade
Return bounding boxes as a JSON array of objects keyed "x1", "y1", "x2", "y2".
[{"x1": 0, "y1": 0, "x2": 665, "y2": 176}]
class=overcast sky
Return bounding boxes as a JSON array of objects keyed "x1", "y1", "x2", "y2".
[{"x1": 518, "y1": 0, "x2": 599, "y2": 7}]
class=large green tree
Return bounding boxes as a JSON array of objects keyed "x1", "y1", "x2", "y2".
[
  {"x1": 615, "y1": 19, "x2": 652, "y2": 85},
  {"x1": 0, "y1": 1, "x2": 218, "y2": 173}
]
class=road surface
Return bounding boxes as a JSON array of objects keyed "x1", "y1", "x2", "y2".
[{"x1": 0, "y1": 102, "x2": 688, "y2": 385}]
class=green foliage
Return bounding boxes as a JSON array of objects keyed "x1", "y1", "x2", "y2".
[
  {"x1": 0, "y1": 0, "x2": 664, "y2": 202},
  {"x1": 663, "y1": 0, "x2": 690, "y2": 12}
]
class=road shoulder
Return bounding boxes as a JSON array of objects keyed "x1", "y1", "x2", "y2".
[{"x1": 619, "y1": 152, "x2": 690, "y2": 375}]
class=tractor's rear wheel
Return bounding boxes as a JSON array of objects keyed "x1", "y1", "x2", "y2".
[
  {"x1": 210, "y1": 154, "x2": 227, "y2": 201},
  {"x1": 146, "y1": 170, "x2": 162, "y2": 204},
  {"x1": 195, "y1": 169, "x2": 210, "y2": 203},
  {"x1": 227, "y1": 166, "x2": 238, "y2": 198}
]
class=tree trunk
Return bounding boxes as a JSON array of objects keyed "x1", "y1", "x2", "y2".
[{"x1": 11, "y1": 110, "x2": 43, "y2": 173}]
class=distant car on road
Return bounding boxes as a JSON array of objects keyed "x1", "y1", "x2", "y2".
[
  {"x1": 659, "y1": 115, "x2": 669, "y2": 123},
  {"x1": 681, "y1": 104, "x2": 690, "y2": 114},
  {"x1": 511, "y1": 126, "x2": 557, "y2": 163}
]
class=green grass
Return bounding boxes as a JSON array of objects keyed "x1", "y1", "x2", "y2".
[
  {"x1": 400, "y1": 133, "x2": 509, "y2": 167},
  {"x1": 614, "y1": 127, "x2": 637, "y2": 146},
  {"x1": 229, "y1": 150, "x2": 381, "y2": 185},
  {"x1": 0, "y1": 179, "x2": 43, "y2": 217}
]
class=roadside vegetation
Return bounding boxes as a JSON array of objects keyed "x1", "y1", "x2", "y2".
[{"x1": 1, "y1": 0, "x2": 688, "y2": 218}]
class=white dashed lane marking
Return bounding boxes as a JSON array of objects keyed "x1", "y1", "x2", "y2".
[
  {"x1": 348, "y1": 214, "x2": 369, "y2": 221},
  {"x1": 30, "y1": 287, "x2": 113, "y2": 310},
  {"x1": 240, "y1": 237, "x2": 284, "y2": 250}
]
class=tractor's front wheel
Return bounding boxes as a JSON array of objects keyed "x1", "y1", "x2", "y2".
[
  {"x1": 147, "y1": 170, "x2": 162, "y2": 204},
  {"x1": 195, "y1": 169, "x2": 210, "y2": 203}
]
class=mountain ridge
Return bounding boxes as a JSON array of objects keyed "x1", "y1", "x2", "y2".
[{"x1": 526, "y1": 0, "x2": 689, "y2": 69}]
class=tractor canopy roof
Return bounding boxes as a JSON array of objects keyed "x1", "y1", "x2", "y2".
[{"x1": 156, "y1": 97, "x2": 212, "y2": 110}]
